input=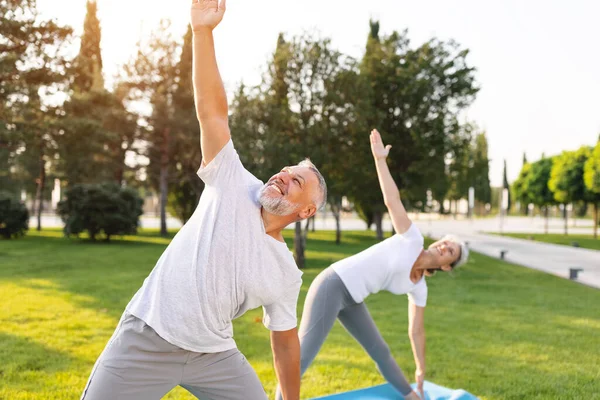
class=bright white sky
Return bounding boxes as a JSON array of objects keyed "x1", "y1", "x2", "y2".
[{"x1": 38, "y1": 0, "x2": 600, "y2": 187}]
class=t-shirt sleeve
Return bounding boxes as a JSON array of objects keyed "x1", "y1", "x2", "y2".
[
  {"x1": 407, "y1": 278, "x2": 428, "y2": 307},
  {"x1": 400, "y1": 222, "x2": 425, "y2": 247},
  {"x1": 196, "y1": 139, "x2": 244, "y2": 187},
  {"x1": 401, "y1": 223, "x2": 423, "y2": 242},
  {"x1": 262, "y1": 280, "x2": 302, "y2": 331}
]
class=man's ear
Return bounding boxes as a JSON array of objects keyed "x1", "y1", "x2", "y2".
[
  {"x1": 299, "y1": 204, "x2": 317, "y2": 220},
  {"x1": 440, "y1": 264, "x2": 453, "y2": 272}
]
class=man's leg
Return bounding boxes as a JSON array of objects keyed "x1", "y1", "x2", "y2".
[
  {"x1": 81, "y1": 311, "x2": 183, "y2": 400},
  {"x1": 338, "y1": 302, "x2": 413, "y2": 397},
  {"x1": 181, "y1": 348, "x2": 268, "y2": 400}
]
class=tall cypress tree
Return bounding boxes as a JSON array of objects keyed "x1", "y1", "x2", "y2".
[
  {"x1": 472, "y1": 132, "x2": 491, "y2": 208},
  {"x1": 72, "y1": 0, "x2": 103, "y2": 92},
  {"x1": 58, "y1": 0, "x2": 136, "y2": 186}
]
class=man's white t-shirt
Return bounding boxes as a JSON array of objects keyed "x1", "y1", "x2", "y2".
[
  {"x1": 332, "y1": 223, "x2": 427, "y2": 307},
  {"x1": 127, "y1": 140, "x2": 303, "y2": 353}
]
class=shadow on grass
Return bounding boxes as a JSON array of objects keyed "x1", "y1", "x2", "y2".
[{"x1": 0, "y1": 332, "x2": 77, "y2": 391}]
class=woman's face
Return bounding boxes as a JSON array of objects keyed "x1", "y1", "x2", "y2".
[{"x1": 427, "y1": 239, "x2": 461, "y2": 269}]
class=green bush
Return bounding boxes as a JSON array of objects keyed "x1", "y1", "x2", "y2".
[
  {"x1": 57, "y1": 183, "x2": 143, "y2": 241},
  {"x1": 0, "y1": 191, "x2": 29, "y2": 239}
]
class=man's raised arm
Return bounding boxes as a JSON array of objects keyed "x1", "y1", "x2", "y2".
[{"x1": 190, "y1": 0, "x2": 230, "y2": 166}]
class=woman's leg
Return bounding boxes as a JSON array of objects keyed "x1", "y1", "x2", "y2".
[{"x1": 338, "y1": 302, "x2": 413, "y2": 396}]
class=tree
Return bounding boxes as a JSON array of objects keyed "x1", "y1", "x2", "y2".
[
  {"x1": 355, "y1": 21, "x2": 478, "y2": 238},
  {"x1": 71, "y1": 0, "x2": 103, "y2": 92},
  {"x1": 0, "y1": 191, "x2": 29, "y2": 238},
  {"x1": 548, "y1": 148, "x2": 591, "y2": 235},
  {"x1": 122, "y1": 20, "x2": 180, "y2": 236},
  {"x1": 57, "y1": 183, "x2": 143, "y2": 241},
  {"x1": 57, "y1": 88, "x2": 137, "y2": 185},
  {"x1": 512, "y1": 163, "x2": 531, "y2": 216},
  {"x1": 0, "y1": 0, "x2": 72, "y2": 230},
  {"x1": 583, "y1": 140, "x2": 600, "y2": 238},
  {"x1": 167, "y1": 26, "x2": 205, "y2": 224},
  {"x1": 523, "y1": 157, "x2": 555, "y2": 234},
  {"x1": 58, "y1": 0, "x2": 138, "y2": 189},
  {"x1": 446, "y1": 122, "x2": 474, "y2": 216},
  {"x1": 266, "y1": 33, "x2": 351, "y2": 264},
  {"x1": 472, "y1": 131, "x2": 491, "y2": 214}
]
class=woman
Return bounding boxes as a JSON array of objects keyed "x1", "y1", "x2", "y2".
[{"x1": 276, "y1": 129, "x2": 469, "y2": 400}]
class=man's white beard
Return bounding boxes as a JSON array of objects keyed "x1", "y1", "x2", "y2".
[{"x1": 258, "y1": 184, "x2": 299, "y2": 216}]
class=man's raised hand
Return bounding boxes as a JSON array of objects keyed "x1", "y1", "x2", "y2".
[{"x1": 190, "y1": 0, "x2": 226, "y2": 32}]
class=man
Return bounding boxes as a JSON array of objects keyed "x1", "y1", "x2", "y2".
[{"x1": 80, "y1": 1, "x2": 327, "y2": 399}]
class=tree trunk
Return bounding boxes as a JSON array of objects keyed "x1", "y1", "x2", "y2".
[
  {"x1": 330, "y1": 200, "x2": 342, "y2": 245},
  {"x1": 544, "y1": 206, "x2": 549, "y2": 235},
  {"x1": 311, "y1": 215, "x2": 316, "y2": 232},
  {"x1": 374, "y1": 211, "x2": 383, "y2": 241},
  {"x1": 294, "y1": 221, "x2": 305, "y2": 268},
  {"x1": 159, "y1": 128, "x2": 170, "y2": 237},
  {"x1": 303, "y1": 216, "x2": 311, "y2": 242},
  {"x1": 593, "y1": 203, "x2": 598, "y2": 240},
  {"x1": 563, "y1": 204, "x2": 568, "y2": 236},
  {"x1": 115, "y1": 149, "x2": 126, "y2": 185},
  {"x1": 35, "y1": 150, "x2": 46, "y2": 231},
  {"x1": 438, "y1": 198, "x2": 444, "y2": 215}
]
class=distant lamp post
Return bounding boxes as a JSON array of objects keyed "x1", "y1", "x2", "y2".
[
  {"x1": 51, "y1": 179, "x2": 61, "y2": 211},
  {"x1": 468, "y1": 186, "x2": 474, "y2": 220},
  {"x1": 426, "y1": 189, "x2": 433, "y2": 233},
  {"x1": 500, "y1": 188, "x2": 509, "y2": 234}
]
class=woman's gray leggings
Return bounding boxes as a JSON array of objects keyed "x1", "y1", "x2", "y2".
[{"x1": 275, "y1": 267, "x2": 412, "y2": 400}]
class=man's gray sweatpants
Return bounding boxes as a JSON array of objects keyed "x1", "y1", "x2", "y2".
[
  {"x1": 276, "y1": 267, "x2": 412, "y2": 400},
  {"x1": 81, "y1": 311, "x2": 267, "y2": 400}
]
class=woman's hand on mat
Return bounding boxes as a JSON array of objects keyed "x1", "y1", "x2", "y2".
[
  {"x1": 370, "y1": 129, "x2": 391, "y2": 160},
  {"x1": 415, "y1": 368, "x2": 426, "y2": 398},
  {"x1": 191, "y1": 0, "x2": 226, "y2": 31},
  {"x1": 404, "y1": 391, "x2": 422, "y2": 400}
]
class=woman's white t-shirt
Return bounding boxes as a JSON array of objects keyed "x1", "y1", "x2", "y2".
[{"x1": 332, "y1": 223, "x2": 427, "y2": 307}]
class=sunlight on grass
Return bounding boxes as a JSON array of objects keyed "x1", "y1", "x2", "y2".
[
  {"x1": 1, "y1": 229, "x2": 599, "y2": 399},
  {"x1": 0, "y1": 280, "x2": 118, "y2": 399}
]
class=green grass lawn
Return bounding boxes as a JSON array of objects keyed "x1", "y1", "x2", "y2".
[
  {"x1": 495, "y1": 232, "x2": 600, "y2": 251},
  {"x1": 1, "y1": 229, "x2": 599, "y2": 400}
]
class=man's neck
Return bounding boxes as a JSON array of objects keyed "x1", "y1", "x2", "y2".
[{"x1": 261, "y1": 208, "x2": 294, "y2": 242}]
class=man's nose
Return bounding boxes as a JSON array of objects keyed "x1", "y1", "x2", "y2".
[{"x1": 278, "y1": 171, "x2": 291, "y2": 183}]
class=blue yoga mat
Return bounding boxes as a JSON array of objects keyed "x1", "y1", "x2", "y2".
[{"x1": 310, "y1": 381, "x2": 478, "y2": 400}]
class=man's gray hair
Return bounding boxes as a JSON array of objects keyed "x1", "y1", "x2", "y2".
[{"x1": 297, "y1": 159, "x2": 327, "y2": 211}]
